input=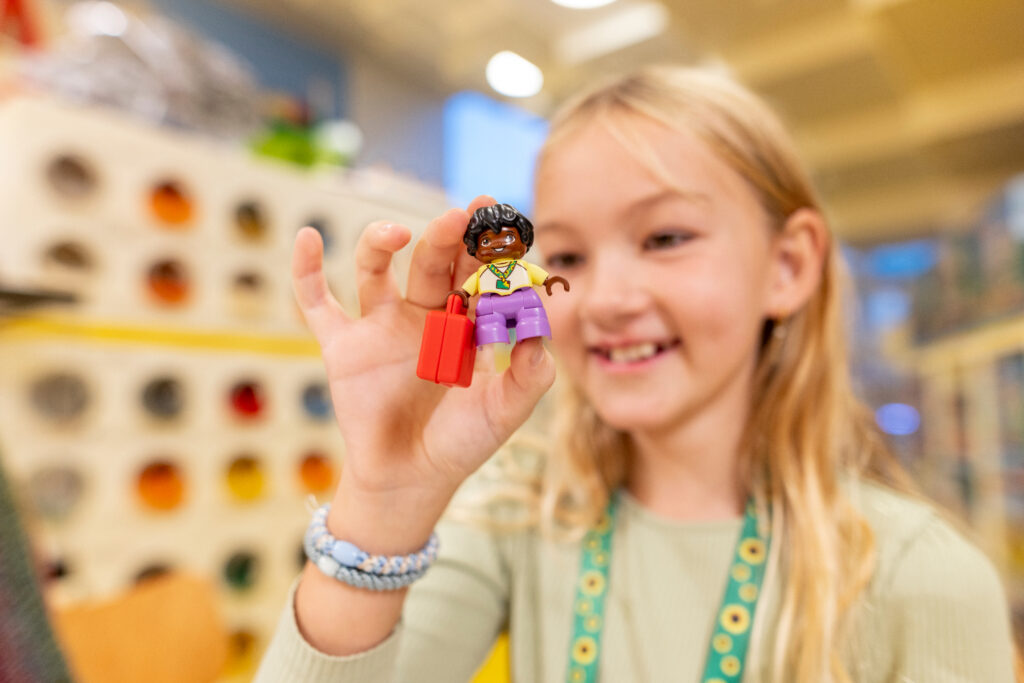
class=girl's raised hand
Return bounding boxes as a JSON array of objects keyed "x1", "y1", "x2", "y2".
[{"x1": 292, "y1": 196, "x2": 556, "y2": 508}]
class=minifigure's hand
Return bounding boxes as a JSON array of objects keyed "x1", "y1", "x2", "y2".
[
  {"x1": 446, "y1": 288, "x2": 470, "y2": 310},
  {"x1": 543, "y1": 276, "x2": 570, "y2": 296}
]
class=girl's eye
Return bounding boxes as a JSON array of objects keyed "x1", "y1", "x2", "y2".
[
  {"x1": 481, "y1": 237, "x2": 491, "y2": 247},
  {"x1": 504, "y1": 233, "x2": 515, "y2": 244},
  {"x1": 545, "y1": 252, "x2": 584, "y2": 270},
  {"x1": 642, "y1": 231, "x2": 693, "y2": 251}
]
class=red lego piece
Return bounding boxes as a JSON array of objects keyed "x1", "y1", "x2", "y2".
[{"x1": 416, "y1": 294, "x2": 476, "y2": 387}]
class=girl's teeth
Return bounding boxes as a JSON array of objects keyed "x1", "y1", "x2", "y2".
[{"x1": 608, "y1": 342, "x2": 658, "y2": 363}]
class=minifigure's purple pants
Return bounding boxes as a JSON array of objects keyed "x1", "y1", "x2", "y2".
[{"x1": 475, "y1": 288, "x2": 551, "y2": 346}]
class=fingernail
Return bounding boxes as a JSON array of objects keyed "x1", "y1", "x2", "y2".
[
  {"x1": 378, "y1": 223, "x2": 393, "y2": 235},
  {"x1": 530, "y1": 343, "x2": 545, "y2": 367}
]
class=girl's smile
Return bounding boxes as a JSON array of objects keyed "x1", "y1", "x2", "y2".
[{"x1": 588, "y1": 338, "x2": 682, "y2": 371}]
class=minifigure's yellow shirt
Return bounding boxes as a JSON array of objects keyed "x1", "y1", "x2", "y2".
[{"x1": 462, "y1": 259, "x2": 549, "y2": 296}]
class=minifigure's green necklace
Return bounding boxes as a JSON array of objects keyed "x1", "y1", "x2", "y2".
[
  {"x1": 487, "y1": 260, "x2": 516, "y2": 290},
  {"x1": 565, "y1": 494, "x2": 770, "y2": 683}
]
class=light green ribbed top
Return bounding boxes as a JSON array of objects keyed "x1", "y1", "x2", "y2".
[{"x1": 256, "y1": 481, "x2": 1015, "y2": 682}]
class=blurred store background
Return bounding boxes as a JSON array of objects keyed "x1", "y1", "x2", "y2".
[{"x1": 1, "y1": 0, "x2": 1024, "y2": 681}]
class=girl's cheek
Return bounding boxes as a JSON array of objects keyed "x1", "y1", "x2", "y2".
[
  {"x1": 544, "y1": 294, "x2": 574, "y2": 335},
  {"x1": 688, "y1": 280, "x2": 761, "y2": 343}
]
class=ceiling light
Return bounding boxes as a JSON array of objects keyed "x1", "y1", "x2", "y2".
[
  {"x1": 551, "y1": 0, "x2": 618, "y2": 8},
  {"x1": 485, "y1": 51, "x2": 543, "y2": 98}
]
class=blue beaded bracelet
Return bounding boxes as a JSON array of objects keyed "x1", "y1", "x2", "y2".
[{"x1": 303, "y1": 503, "x2": 439, "y2": 590}]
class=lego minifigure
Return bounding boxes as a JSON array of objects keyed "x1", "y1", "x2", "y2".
[{"x1": 449, "y1": 204, "x2": 569, "y2": 347}]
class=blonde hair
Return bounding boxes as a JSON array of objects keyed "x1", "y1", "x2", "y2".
[{"x1": 531, "y1": 65, "x2": 920, "y2": 682}]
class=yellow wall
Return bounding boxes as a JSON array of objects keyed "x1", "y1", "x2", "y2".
[{"x1": 473, "y1": 634, "x2": 510, "y2": 683}]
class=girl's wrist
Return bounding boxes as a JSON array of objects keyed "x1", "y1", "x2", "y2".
[{"x1": 328, "y1": 474, "x2": 456, "y2": 556}]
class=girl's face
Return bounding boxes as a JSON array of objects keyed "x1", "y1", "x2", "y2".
[{"x1": 533, "y1": 116, "x2": 780, "y2": 434}]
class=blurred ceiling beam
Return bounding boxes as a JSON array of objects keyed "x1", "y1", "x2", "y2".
[
  {"x1": 725, "y1": 11, "x2": 875, "y2": 85},
  {"x1": 799, "y1": 60, "x2": 1024, "y2": 171},
  {"x1": 909, "y1": 61, "x2": 1024, "y2": 143},
  {"x1": 555, "y1": 1, "x2": 670, "y2": 65},
  {"x1": 830, "y1": 167, "x2": 1015, "y2": 243}
]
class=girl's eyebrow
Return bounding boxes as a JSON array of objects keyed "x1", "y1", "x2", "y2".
[
  {"x1": 536, "y1": 189, "x2": 709, "y2": 234},
  {"x1": 534, "y1": 220, "x2": 577, "y2": 235},
  {"x1": 625, "y1": 188, "x2": 710, "y2": 215}
]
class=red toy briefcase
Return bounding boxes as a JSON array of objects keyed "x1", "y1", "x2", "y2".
[{"x1": 416, "y1": 294, "x2": 477, "y2": 387}]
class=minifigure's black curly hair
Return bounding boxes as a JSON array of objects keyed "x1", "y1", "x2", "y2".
[{"x1": 463, "y1": 204, "x2": 534, "y2": 256}]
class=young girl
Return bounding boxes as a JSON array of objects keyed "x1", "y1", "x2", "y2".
[{"x1": 256, "y1": 66, "x2": 1017, "y2": 682}]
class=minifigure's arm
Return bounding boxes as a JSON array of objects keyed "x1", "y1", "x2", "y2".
[
  {"x1": 522, "y1": 261, "x2": 550, "y2": 286},
  {"x1": 523, "y1": 261, "x2": 568, "y2": 296},
  {"x1": 543, "y1": 276, "x2": 570, "y2": 296},
  {"x1": 460, "y1": 269, "x2": 481, "y2": 297},
  {"x1": 446, "y1": 268, "x2": 481, "y2": 308},
  {"x1": 524, "y1": 262, "x2": 573, "y2": 294},
  {"x1": 446, "y1": 288, "x2": 470, "y2": 308}
]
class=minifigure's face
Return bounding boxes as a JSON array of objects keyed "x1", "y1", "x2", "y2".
[
  {"x1": 533, "y1": 116, "x2": 781, "y2": 435},
  {"x1": 474, "y1": 226, "x2": 527, "y2": 263}
]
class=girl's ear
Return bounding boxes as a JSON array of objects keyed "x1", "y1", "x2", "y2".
[{"x1": 764, "y1": 208, "x2": 829, "y2": 319}]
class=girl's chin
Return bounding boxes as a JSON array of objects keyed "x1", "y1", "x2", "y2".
[{"x1": 590, "y1": 400, "x2": 681, "y2": 434}]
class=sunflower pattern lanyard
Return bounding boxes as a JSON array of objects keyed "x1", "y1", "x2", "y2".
[{"x1": 565, "y1": 495, "x2": 770, "y2": 683}]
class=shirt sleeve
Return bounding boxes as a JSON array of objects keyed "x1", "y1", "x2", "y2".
[
  {"x1": 461, "y1": 267, "x2": 483, "y2": 297},
  {"x1": 884, "y1": 515, "x2": 1015, "y2": 682},
  {"x1": 255, "y1": 518, "x2": 509, "y2": 683},
  {"x1": 254, "y1": 579, "x2": 402, "y2": 682},
  {"x1": 522, "y1": 261, "x2": 550, "y2": 286}
]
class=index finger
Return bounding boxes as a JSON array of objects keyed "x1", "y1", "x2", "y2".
[{"x1": 405, "y1": 195, "x2": 495, "y2": 308}]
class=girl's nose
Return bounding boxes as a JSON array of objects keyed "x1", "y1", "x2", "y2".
[{"x1": 578, "y1": 253, "x2": 650, "y2": 328}]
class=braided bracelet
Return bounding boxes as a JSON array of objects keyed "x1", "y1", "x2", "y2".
[
  {"x1": 304, "y1": 534, "x2": 427, "y2": 591},
  {"x1": 304, "y1": 503, "x2": 439, "y2": 590}
]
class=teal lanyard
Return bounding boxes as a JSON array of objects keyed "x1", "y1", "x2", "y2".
[{"x1": 565, "y1": 495, "x2": 770, "y2": 683}]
